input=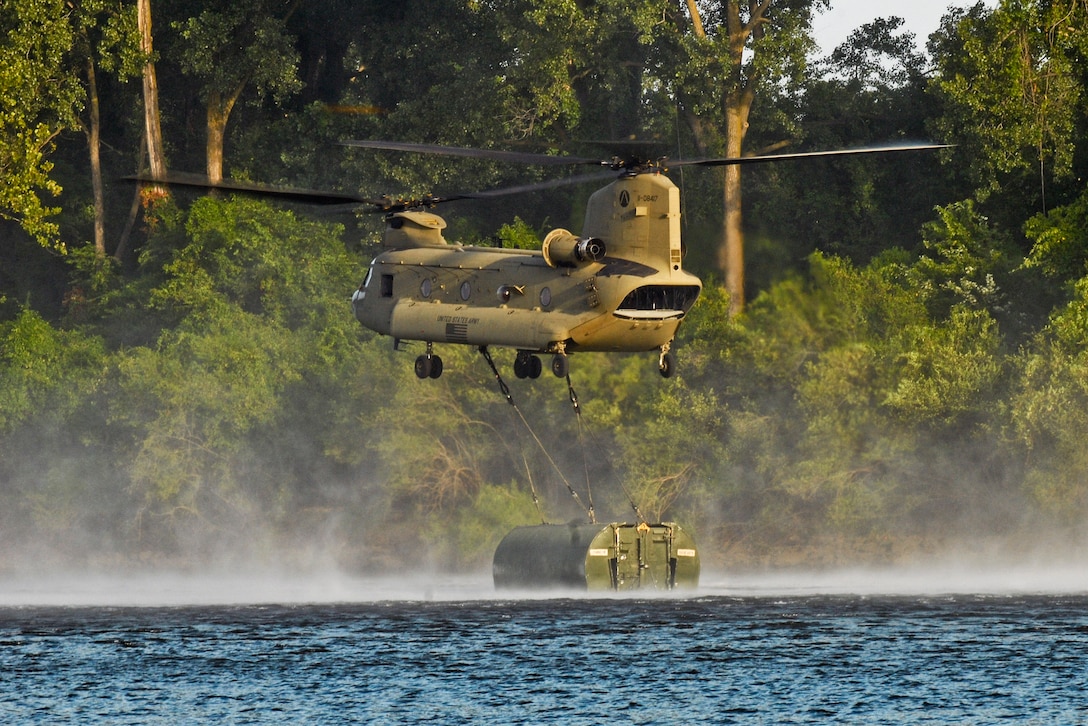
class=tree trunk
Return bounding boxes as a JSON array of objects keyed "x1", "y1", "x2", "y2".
[
  {"x1": 114, "y1": 138, "x2": 147, "y2": 265},
  {"x1": 138, "y1": 0, "x2": 167, "y2": 183},
  {"x1": 678, "y1": 0, "x2": 763, "y2": 318},
  {"x1": 717, "y1": 0, "x2": 760, "y2": 318},
  {"x1": 84, "y1": 55, "x2": 105, "y2": 257},
  {"x1": 206, "y1": 87, "x2": 243, "y2": 184},
  {"x1": 721, "y1": 94, "x2": 751, "y2": 317},
  {"x1": 206, "y1": 92, "x2": 228, "y2": 184}
]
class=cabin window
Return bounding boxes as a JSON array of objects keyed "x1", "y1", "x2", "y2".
[
  {"x1": 618, "y1": 285, "x2": 700, "y2": 312},
  {"x1": 460, "y1": 281, "x2": 472, "y2": 301},
  {"x1": 380, "y1": 274, "x2": 394, "y2": 298},
  {"x1": 420, "y1": 279, "x2": 432, "y2": 298},
  {"x1": 540, "y1": 287, "x2": 552, "y2": 308}
]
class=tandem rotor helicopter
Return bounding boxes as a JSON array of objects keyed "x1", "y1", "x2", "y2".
[{"x1": 140, "y1": 140, "x2": 947, "y2": 380}]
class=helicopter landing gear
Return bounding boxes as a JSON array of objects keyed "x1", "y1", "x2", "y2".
[
  {"x1": 514, "y1": 351, "x2": 542, "y2": 379},
  {"x1": 658, "y1": 342, "x2": 676, "y2": 379},
  {"x1": 550, "y1": 342, "x2": 570, "y2": 378},
  {"x1": 551, "y1": 353, "x2": 569, "y2": 378},
  {"x1": 414, "y1": 343, "x2": 443, "y2": 379}
]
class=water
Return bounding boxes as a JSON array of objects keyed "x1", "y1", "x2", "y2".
[{"x1": 3, "y1": 572, "x2": 1088, "y2": 723}]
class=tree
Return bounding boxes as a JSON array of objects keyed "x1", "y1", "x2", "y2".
[
  {"x1": 0, "y1": 0, "x2": 83, "y2": 250},
  {"x1": 1012, "y1": 275, "x2": 1088, "y2": 521},
  {"x1": 137, "y1": 0, "x2": 167, "y2": 188},
  {"x1": 929, "y1": 0, "x2": 1085, "y2": 219},
  {"x1": 71, "y1": 0, "x2": 141, "y2": 257},
  {"x1": 744, "y1": 18, "x2": 949, "y2": 274},
  {"x1": 172, "y1": 0, "x2": 302, "y2": 183},
  {"x1": 0, "y1": 308, "x2": 105, "y2": 433},
  {"x1": 0, "y1": 307, "x2": 115, "y2": 561},
  {"x1": 1024, "y1": 185, "x2": 1088, "y2": 282},
  {"x1": 614, "y1": 378, "x2": 725, "y2": 523},
  {"x1": 656, "y1": 0, "x2": 827, "y2": 316},
  {"x1": 112, "y1": 196, "x2": 356, "y2": 554}
]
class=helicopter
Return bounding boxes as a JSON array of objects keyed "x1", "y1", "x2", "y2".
[{"x1": 136, "y1": 140, "x2": 948, "y2": 380}]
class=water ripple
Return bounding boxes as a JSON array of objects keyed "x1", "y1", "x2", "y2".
[{"x1": 3, "y1": 595, "x2": 1088, "y2": 723}]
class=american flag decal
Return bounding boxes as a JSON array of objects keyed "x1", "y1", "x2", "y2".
[{"x1": 445, "y1": 323, "x2": 469, "y2": 342}]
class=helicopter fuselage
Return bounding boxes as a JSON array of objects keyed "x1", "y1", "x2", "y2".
[{"x1": 351, "y1": 172, "x2": 702, "y2": 376}]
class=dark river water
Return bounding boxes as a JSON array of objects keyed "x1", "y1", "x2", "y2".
[{"x1": 2, "y1": 572, "x2": 1087, "y2": 723}]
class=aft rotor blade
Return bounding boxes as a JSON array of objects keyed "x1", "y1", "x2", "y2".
[
  {"x1": 672, "y1": 142, "x2": 953, "y2": 168},
  {"x1": 341, "y1": 139, "x2": 602, "y2": 166},
  {"x1": 125, "y1": 171, "x2": 382, "y2": 206}
]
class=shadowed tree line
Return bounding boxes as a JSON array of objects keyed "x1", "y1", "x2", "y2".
[{"x1": 2, "y1": 0, "x2": 1088, "y2": 572}]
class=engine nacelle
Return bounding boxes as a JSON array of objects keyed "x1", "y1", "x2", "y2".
[
  {"x1": 382, "y1": 211, "x2": 448, "y2": 249},
  {"x1": 542, "y1": 228, "x2": 606, "y2": 268}
]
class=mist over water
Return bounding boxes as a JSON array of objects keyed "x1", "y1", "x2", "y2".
[{"x1": 4, "y1": 557, "x2": 1088, "y2": 608}]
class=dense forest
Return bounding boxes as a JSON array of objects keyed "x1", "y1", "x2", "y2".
[{"x1": 2, "y1": 0, "x2": 1088, "y2": 574}]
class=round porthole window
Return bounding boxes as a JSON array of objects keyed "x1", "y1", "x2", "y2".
[
  {"x1": 540, "y1": 287, "x2": 552, "y2": 307},
  {"x1": 460, "y1": 281, "x2": 472, "y2": 301},
  {"x1": 420, "y1": 279, "x2": 432, "y2": 298}
]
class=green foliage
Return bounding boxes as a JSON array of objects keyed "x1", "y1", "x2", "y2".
[
  {"x1": 0, "y1": 0, "x2": 84, "y2": 249},
  {"x1": 173, "y1": 1, "x2": 302, "y2": 106},
  {"x1": 698, "y1": 247, "x2": 1015, "y2": 549},
  {"x1": 103, "y1": 197, "x2": 362, "y2": 554},
  {"x1": 79, "y1": 0, "x2": 142, "y2": 78},
  {"x1": 826, "y1": 17, "x2": 924, "y2": 89},
  {"x1": 0, "y1": 308, "x2": 105, "y2": 432},
  {"x1": 883, "y1": 307, "x2": 1003, "y2": 425},
  {"x1": 1011, "y1": 276, "x2": 1088, "y2": 519},
  {"x1": 910, "y1": 200, "x2": 1016, "y2": 315},
  {"x1": 615, "y1": 378, "x2": 725, "y2": 523},
  {"x1": 495, "y1": 218, "x2": 542, "y2": 251},
  {"x1": 746, "y1": 16, "x2": 944, "y2": 268},
  {"x1": 420, "y1": 482, "x2": 541, "y2": 569},
  {"x1": 1024, "y1": 187, "x2": 1088, "y2": 280},
  {"x1": 5, "y1": 0, "x2": 1088, "y2": 569},
  {"x1": 928, "y1": 0, "x2": 1084, "y2": 206},
  {"x1": 655, "y1": 0, "x2": 825, "y2": 124}
]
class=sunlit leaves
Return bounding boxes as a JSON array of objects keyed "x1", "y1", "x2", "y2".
[
  {"x1": 883, "y1": 307, "x2": 1003, "y2": 424},
  {"x1": 110, "y1": 198, "x2": 358, "y2": 548},
  {"x1": 614, "y1": 378, "x2": 725, "y2": 523},
  {"x1": 0, "y1": 0, "x2": 83, "y2": 249},
  {"x1": 173, "y1": 2, "x2": 301, "y2": 105},
  {"x1": 1024, "y1": 187, "x2": 1088, "y2": 280},
  {"x1": 929, "y1": 0, "x2": 1083, "y2": 198},
  {"x1": 910, "y1": 200, "x2": 1016, "y2": 316},
  {"x1": 1011, "y1": 277, "x2": 1088, "y2": 519},
  {"x1": 0, "y1": 308, "x2": 106, "y2": 432}
]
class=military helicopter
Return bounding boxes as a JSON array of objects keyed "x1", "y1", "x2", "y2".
[{"x1": 138, "y1": 140, "x2": 947, "y2": 380}]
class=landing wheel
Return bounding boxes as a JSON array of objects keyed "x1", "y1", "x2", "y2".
[
  {"x1": 515, "y1": 351, "x2": 544, "y2": 379},
  {"x1": 514, "y1": 351, "x2": 530, "y2": 379},
  {"x1": 551, "y1": 353, "x2": 569, "y2": 378},
  {"x1": 428, "y1": 354, "x2": 443, "y2": 379},
  {"x1": 414, "y1": 355, "x2": 432, "y2": 379},
  {"x1": 659, "y1": 351, "x2": 676, "y2": 379}
]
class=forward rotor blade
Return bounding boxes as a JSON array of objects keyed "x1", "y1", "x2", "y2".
[
  {"x1": 125, "y1": 171, "x2": 381, "y2": 206},
  {"x1": 672, "y1": 142, "x2": 953, "y2": 168},
  {"x1": 451, "y1": 171, "x2": 620, "y2": 200},
  {"x1": 341, "y1": 139, "x2": 602, "y2": 166},
  {"x1": 356, "y1": 171, "x2": 619, "y2": 214}
]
